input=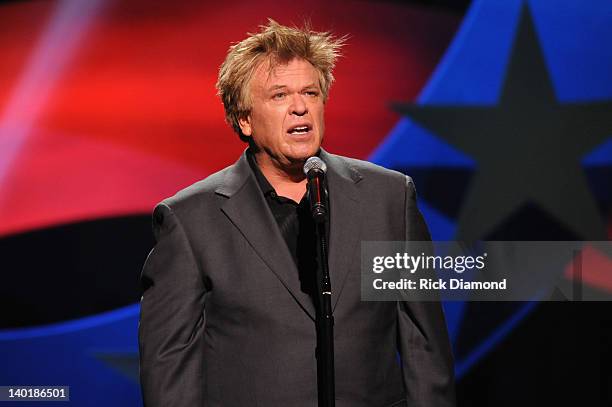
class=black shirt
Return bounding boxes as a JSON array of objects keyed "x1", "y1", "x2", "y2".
[{"x1": 246, "y1": 150, "x2": 318, "y2": 297}]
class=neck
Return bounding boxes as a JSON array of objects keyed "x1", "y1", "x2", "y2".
[{"x1": 254, "y1": 152, "x2": 308, "y2": 203}]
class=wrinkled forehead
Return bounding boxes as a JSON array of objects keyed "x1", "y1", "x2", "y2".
[{"x1": 250, "y1": 56, "x2": 322, "y2": 91}]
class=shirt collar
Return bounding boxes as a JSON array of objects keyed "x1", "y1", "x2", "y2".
[{"x1": 246, "y1": 148, "x2": 276, "y2": 196}]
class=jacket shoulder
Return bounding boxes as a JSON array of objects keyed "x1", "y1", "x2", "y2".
[
  {"x1": 327, "y1": 153, "x2": 412, "y2": 185},
  {"x1": 156, "y1": 166, "x2": 230, "y2": 215}
]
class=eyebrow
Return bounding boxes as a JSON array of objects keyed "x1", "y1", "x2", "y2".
[
  {"x1": 267, "y1": 85, "x2": 288, "y2": 92},
  {"x1": 266, "y1": 83, "x2": 319, "y2": 92}
]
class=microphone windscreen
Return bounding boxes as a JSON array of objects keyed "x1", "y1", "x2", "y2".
[{"x1": 303, "y1": 156, "x2": 327, "y2": 176}]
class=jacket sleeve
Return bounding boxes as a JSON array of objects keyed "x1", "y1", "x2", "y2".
[
  {"x1": 397, "y1": 176, "x2": 456, "y2": 407},
  {"x1": 139, "y1": 203, "x2": 206, "y2": 407}
]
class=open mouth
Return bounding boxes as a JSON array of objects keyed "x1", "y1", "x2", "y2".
[{"x1": 287, "y1": 125, "x2": 312, "y2": 135}]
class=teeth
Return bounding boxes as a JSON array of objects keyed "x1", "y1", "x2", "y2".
[{"x1": 290, "y1": 126, "x2": 309, "y2": 134}]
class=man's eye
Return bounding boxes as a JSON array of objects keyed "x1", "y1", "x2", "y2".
[
  {"x1": 273, "y1": 93, "x2": 286, "y2": 100},
  {"x1": 305, "y1": 91, "x2": 319, "y2": 97}
]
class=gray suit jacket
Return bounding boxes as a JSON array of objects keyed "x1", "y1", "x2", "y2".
[{"x1": 139, "y1": 149, "x2": 455, "y2": 407}]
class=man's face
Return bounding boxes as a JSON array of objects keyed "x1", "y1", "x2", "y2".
[{"x1": 239, "y1": 58, "x2": 325, "y2": 170}]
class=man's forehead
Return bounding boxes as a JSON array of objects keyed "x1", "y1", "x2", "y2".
[{"x1": 252, "y1": 57, "x2": 320, "y2": 89}]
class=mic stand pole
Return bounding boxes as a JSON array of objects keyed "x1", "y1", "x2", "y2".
[{"x1": 314, "y1": 214, "x2": 335, "y2": 407}]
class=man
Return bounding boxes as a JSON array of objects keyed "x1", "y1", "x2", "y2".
[{"x1": 139, "y1": 20, "x2": 455, "y2": 407}]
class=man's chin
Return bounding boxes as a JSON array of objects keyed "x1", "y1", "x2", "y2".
[{"x1": 287, "y1": 144, "x2": 322, "y2": 161}]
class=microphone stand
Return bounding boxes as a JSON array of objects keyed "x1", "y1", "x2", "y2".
[{"x1": 308, "y1": 176, "x2": 335, "y2": 407}]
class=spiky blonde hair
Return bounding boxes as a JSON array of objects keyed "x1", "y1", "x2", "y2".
[{"x1": 216, "y1": 19, "x2": 345, "y2": 141}]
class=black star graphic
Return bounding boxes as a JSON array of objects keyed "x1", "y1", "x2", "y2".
[
  {"x1": 394, "y1": 4, "x2": 612, "y2": 241},
  {"x1": 94, "y1": 352, "x2": 140, "y2": 383}
]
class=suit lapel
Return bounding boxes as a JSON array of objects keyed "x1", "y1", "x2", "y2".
[
  {"x1": 320, "y1": 150, "x2": 362, "y2": 312},
  {"x1": 216, "y1": 151, "x2": 317, "y2": 320}
]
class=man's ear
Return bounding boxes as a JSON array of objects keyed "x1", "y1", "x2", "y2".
[{"x1": 238, "y1": 115, "x2": 252, "y2": 137}]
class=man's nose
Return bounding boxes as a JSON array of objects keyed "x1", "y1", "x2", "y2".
[{"x1": 289, "y1": 94, "x2": 308, "y2": 116}]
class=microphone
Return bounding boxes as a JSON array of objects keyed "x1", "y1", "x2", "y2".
[{"x1": 303, "y1": 157, "x2": 328, "y2": 223}]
